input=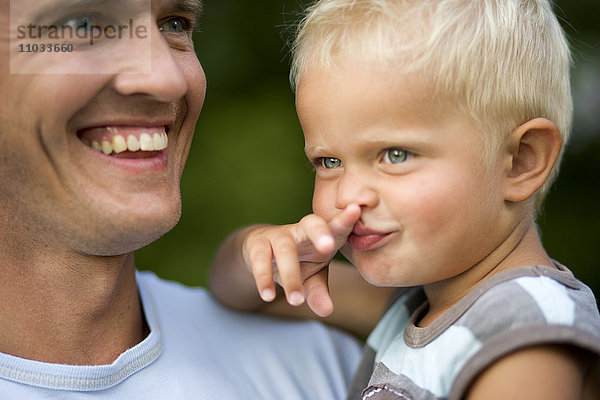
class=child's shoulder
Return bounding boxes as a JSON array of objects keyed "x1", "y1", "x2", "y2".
[
  {"x1": 407, "y1": 263, "x2": 600, "y2": 355},
  {"x1": 447, "y1": 264, "x2": 600, "y2": 398},
  {"x1": 370, "y1": 263, "x2": 600, "y2": 348},
  {"x1": 357, "y1": 265, "x2": 600, "y2": 400},
  {"x1": 458, "y1": 264, "x2": 599, "y2": 336}
]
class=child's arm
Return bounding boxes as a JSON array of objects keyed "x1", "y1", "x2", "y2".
[
  {"x1": 209, "y1": 205, "x2": 395, "y2": 339},
  {"x1": 466, "y1": 345, "x2": 594, "y2": 399}
]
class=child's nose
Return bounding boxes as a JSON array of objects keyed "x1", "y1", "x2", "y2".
[{"x1": 334, "y1": 169, "x2": 379, "y2": 210}]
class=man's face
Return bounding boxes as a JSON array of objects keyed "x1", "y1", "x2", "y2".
[{"x1": 0, "y1": 0, "x2": 206, "y2": 256}]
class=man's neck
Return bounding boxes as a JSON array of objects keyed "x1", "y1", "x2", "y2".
[{"x1": 0, "y1": 251, "x2": 147, "y2": 365}]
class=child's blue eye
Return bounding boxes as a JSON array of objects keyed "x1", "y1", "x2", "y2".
[
  {"x1": 383, "y1": 148, "x2": 410, "y2": 164},
  {"x1": 322, "y1": 157, "x2": 342, "y2": 169}
]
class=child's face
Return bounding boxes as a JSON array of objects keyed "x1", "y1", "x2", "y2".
[{"x1": 298, "y1": 64, "x2": 512, "y2": 288}]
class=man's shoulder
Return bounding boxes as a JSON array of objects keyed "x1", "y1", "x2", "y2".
[
  {"x1": 133, "y1": 270, "x2": 363, "y2": 400},
  {"x1": 135, "y1": 269, "x2": 362, "y2": 345},
  {"x1": 136, "y1": 270, "x2": 229, "y2": 332},
  {"x1": 135, "y1": 270, "x2": 231, "y2": 328},
  {"x1": 136, "y1": 270, "x2": 210, "y2": 300}
]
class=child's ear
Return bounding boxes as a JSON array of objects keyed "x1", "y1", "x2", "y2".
[{"x1": 504, "y1": 118, "x2": 562, "y2": 203}]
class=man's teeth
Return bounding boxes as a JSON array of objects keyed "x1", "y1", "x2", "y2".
[{"x1": 85, "y1": 132, "x2": 168, "y2": 155}]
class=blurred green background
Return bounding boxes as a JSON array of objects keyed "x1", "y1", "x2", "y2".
[{"x1": 137, "y1": 0, "x2": 600, "y2": 300}]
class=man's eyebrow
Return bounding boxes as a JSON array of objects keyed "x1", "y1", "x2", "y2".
[
  {"x1": 57, "y1": 0, "x2": 114, "y2": 8},
  {"x1": 37, "y1": 0, "x2": 116, "y2": 15},
  {"x1": 30, "y1": 0, "x2": 141, "y2": 23},
  {"x1": 173, "y1": 0, "x2": 203, "y2": 16},
  {"x1": 35, "y1": 0, "x2": 203, "y2": 18}
]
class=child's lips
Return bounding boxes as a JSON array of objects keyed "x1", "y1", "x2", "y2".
[{"x1": 347, "y1": 225, "x2": 392, "y2": 251}]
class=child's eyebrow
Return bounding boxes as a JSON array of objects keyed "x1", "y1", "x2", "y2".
[{"x1": 304, "y1": 143, "x2": 327, "y2": 156}]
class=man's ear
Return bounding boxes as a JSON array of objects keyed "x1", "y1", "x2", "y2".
[{"x1": 504, "y1": 118, "x2": 562, "y2": 203}]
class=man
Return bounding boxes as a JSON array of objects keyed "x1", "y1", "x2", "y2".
[{"x1": 0, "y1": 0, "x2": 361, "y2": 398}]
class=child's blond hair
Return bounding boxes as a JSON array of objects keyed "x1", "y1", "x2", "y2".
[{"x1": 291, "y1": 0, "x2": 572, "y2": 210}]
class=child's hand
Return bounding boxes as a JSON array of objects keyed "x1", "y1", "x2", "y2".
[{"x1": 242, "y1": 204, "x2": 361, "y2": 317}]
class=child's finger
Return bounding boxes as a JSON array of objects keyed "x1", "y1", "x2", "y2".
[
  {"x1": 298, "y1": 214, "x2": 336, "y2": 254},
  {"x1": 328, "y1": 204, "x2": 361, "y2": 247},
  {"x1": 245, "y1": 240, "x2": 277, "y2": 302},
  {"x1": 271, "y1": 237, "x2": 305, "y2": 306},
  {"x1": 304, "y1": 268, "x2": 334, "y2": 317}
]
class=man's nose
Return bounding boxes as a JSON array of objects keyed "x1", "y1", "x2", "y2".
[{"x1": 111, "y1": 24, "x2": 188, "y2": 103}]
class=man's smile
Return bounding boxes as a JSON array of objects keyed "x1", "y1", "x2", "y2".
[{"x1": 78, "y1": 126, "x2": 169, "y2": 157}]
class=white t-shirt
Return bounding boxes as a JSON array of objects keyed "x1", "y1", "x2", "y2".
[{"x1": 0, "y1": 271, "x2": 362, "y2": 399}]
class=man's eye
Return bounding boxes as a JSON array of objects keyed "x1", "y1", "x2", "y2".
[
  {"x1": 158, "y1": 18, "x2": 190, "y2": 33},
  {"x1": 383, "y1": 148, "x2": 410, "y2": 164},
  {"x1": 322, "y1": 157, "x2": 342, "y2": 169},
  {"x1": 61, "y1": 14, "x2": 100, "y2": 31}
]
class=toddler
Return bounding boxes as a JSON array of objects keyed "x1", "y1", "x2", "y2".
[{"x1": 210, "y1": 0, "x2": 600, "y2": 398}]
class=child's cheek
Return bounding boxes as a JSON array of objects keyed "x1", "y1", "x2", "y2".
[{"x1": 311, "y1": 181, "x2": 335, "y2": 218}]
